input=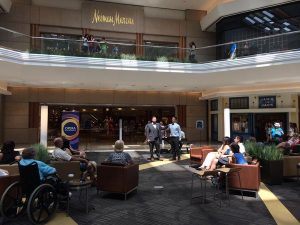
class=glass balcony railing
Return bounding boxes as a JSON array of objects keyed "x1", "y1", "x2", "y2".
[{"x1": 1, "y1": 26, "x2": 300, "y2": 64}]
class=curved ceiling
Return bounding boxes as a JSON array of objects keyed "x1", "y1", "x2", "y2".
[{"x1": 201, "y1": 0, "x2": 300, "y2": 31}]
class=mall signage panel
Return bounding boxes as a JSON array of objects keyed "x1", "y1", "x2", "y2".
[
  {"x1": 259, "y1": 96, "x2": 276, "y2": 108},
  {"x1": 82, "y1": 1, "x2": 140, "y2": 32},
  {"x1": 61, "y1": 111, "x2": 80, "y2": 150},
  {"x1": 196, "y1": 120, "x2": 204, "y2": 129}
]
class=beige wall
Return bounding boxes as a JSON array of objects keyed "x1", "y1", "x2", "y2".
[
  {"x1": 0, "y1": 0, "x2": 216, "y2": 61},
  {"x1": 3, "y1": 87, "x2": 207, "y2": 145}
]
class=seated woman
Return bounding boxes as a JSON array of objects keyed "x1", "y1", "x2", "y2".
[
  {"x1": 209, "y1": 142, "x2": 247, "y2": 170},
  {"x1": 277, "y1": 133, "x2": 299, "y2": 154},
  {"x1": 19, "y1": 147, "x2": 56, "y2": 181},
  {"x1": 105, "y1": 140, "x2": 133, "y2": 165},
  {"x1": 200, "y1": 137, "x2": 231, "y2": 170},
  {"x1": 0, "y1": 141, "x2": 21, "y2": 164}
]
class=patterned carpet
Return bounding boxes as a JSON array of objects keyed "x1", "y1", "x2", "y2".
[{"x1": 2, "y1": 150, "x2": 299, "y2": 225}]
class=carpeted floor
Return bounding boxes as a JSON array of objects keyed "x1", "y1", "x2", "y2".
[{"x1": 2, "y1": 150, "x2": 299, "y2": 225}]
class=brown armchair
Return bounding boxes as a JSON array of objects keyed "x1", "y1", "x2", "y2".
[
  {"x1": 227, "y1": 163, "x2": 261, "y2": 196},
  {"x1": 190, "y1": 145, "x2": 215, "y2": 165},
  {"x1": 96, "y1": 163, "x2": 139, "y2": 200},
  {"x1": 0, "y1": 164, "x2": 20, "y2": 198},
  {"x1": 50, "y1": 161, "x2": 81, "y2": 181}
]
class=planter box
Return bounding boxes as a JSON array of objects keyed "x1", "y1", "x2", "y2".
[{"x1": 260, "y1": 160, "x2": 283, "y2": 185}]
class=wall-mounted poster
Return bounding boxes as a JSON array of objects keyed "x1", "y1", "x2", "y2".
[{"x1": 259, "y1": 96, "x2": 276, "y2": 108}]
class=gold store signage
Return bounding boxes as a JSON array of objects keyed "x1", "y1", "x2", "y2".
[{"x1": 91, "y1": 9, "x2": 134, "y2": 26}]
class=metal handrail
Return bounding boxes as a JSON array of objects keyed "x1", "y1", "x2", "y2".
[{"x1": 1, "y1": 26, "x2": 300, "y2": 51}]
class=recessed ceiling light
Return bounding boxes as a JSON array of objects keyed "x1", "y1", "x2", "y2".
[
  {"x1": 117, "y1": 108, "x2": 122, "y2": 111},
  {"x1": 93, "y1": 108, "x2": 98, "y2": 111},
  {"x1": 106, "y1": 108, "x2": 109, "y2": 111},
  {"x1": 82, "y1": 109, "x2": 86, "y2": 112},
  {"x1": 262, "y1": 10, "x2": 274, "y2": 18}
]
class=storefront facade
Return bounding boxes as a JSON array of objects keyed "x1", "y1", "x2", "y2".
[{"x1": 208, "y1": 94, "x2": 299, "y2": 142}]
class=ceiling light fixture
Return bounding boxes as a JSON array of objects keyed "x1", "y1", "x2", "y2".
[{"x1": 262, "y1": 10, "x2": 274, "y2": 18}]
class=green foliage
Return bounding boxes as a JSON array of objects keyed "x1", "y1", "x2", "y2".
[
  {"x1": 33, "y1": 143, "x2": 50, "y2": 164},
  {"x1": 244, "y1": 141, "x2": 283, "y2": 161},
  {"x1": 120, "y1": 54, "x2": 136, "y2": 60},
  {"x1": 156, "y1": 56, "x2": 168, "y2": 62}
]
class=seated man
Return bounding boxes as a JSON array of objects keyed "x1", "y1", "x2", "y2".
[
  {"x1": 105, "y1": 140, "x2": 133, "y2": 165},
  {"x1": 20, "y1": 147, "x2": 56, "y2": 181},
  {"x1": 52, "y1": 137, "x2": 96, "y2": 183}
]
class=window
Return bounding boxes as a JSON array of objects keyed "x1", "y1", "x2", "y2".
[
  {"x1": 144, "y1": 41, "x2": 178, "y2": 60},
  {"x1": 231, "y1": 113, "x2": 249, "y2": 133},
  {"x1": 229, "y1": 97, "x2": 249, "y2": 109},
  {"x1": 210, "y1": 99, "x2": 218, "y2": 111},
  {"x1": 41, "y1": 33, "x2": 81, "y2": 55}
]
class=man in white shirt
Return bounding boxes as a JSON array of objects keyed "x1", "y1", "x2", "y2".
[
  {"x1": 52, "y1": 137, "x2": 96, "y2": 182},
  {"x1": 234, "y1": 136, "x2": 246, "y2": 156}
]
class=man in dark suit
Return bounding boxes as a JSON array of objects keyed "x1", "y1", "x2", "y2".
[{"x1": 145, "y1": 116, "x2": 162, "y2": 161}]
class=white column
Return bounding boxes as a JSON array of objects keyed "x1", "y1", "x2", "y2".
[
  {"x1": 40, "y1": 105, "x2": 48, "y2": 147},
  {"x1": 119, "y1": 118, "x2": 122, "y2": 140},
  {"x1": 224, "y1": 108, "x2": 231, "y2": 137}
]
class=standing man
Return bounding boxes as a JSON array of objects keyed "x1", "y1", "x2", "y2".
[
  {"x1": 168, "y1": 116, "x2": 182, "y2": 161},
  {"x1": 145, "y1": 116, "x2": 162, "y2": 161}
]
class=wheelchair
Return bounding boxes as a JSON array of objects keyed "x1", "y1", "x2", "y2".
[{"x1": 0, "y1": 162, "x2": 67, "y2": 224}]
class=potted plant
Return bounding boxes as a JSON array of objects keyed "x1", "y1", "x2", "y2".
[
  {"x1": 259, "y1": 145, "x2": 283, "y2": 185},
  {"x1": 32, "y1": 143, "x2": 50, "y2": 164}
]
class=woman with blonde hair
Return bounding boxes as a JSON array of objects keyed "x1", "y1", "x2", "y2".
[{"x1": 105, "y1": 140, "x2": 133, "y2": 165}]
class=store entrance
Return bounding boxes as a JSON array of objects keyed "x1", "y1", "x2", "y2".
[
  {"x1": 254, "y1": 113, "x2": 288, "y2": 142},
  {"x1": 48, "y1": 105, "x2": 175, "y2": 148}
]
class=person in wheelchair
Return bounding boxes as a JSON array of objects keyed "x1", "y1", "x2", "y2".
[
  {"x1": 20, "y1": 147, "x2": 56, "y2": 180},
  {"x1": 20, "y1": 147, "x2": 69, "y2": 199},
  {"x1": 0, "y1": 147, "x2": 69, "y2": 224}
]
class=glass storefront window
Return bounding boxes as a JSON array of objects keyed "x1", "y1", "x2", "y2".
[
  {"x1": 48, "y1": 105, "x2": 175, "y2": 147},
  {"x1": 144, "y1": 41, "x2": 178, "y2": 60},
  {"x1": 231, "y1": 114, "x2": 249, "y2": 133},
  {"x1": 41, "y1": 33, "x2": 81, "y2": 55}
]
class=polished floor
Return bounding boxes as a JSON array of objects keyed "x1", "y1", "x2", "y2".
[{"x1": 2, "y1": 150, "x2": 300, "y2": 225}]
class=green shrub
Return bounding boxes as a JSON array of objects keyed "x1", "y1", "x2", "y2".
[
  {"x1": 244, "y1": 141, "x2": 283, "y2": 161},
  {"x1": 120, "y1": 54, "x2": 136, "y2": 60},
  {"x1": 156, "y1": 56, "x2": 168, "y2": 62},
  {"x1": 33, "y1": 143, "x2": 50, "y2": 163}
]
